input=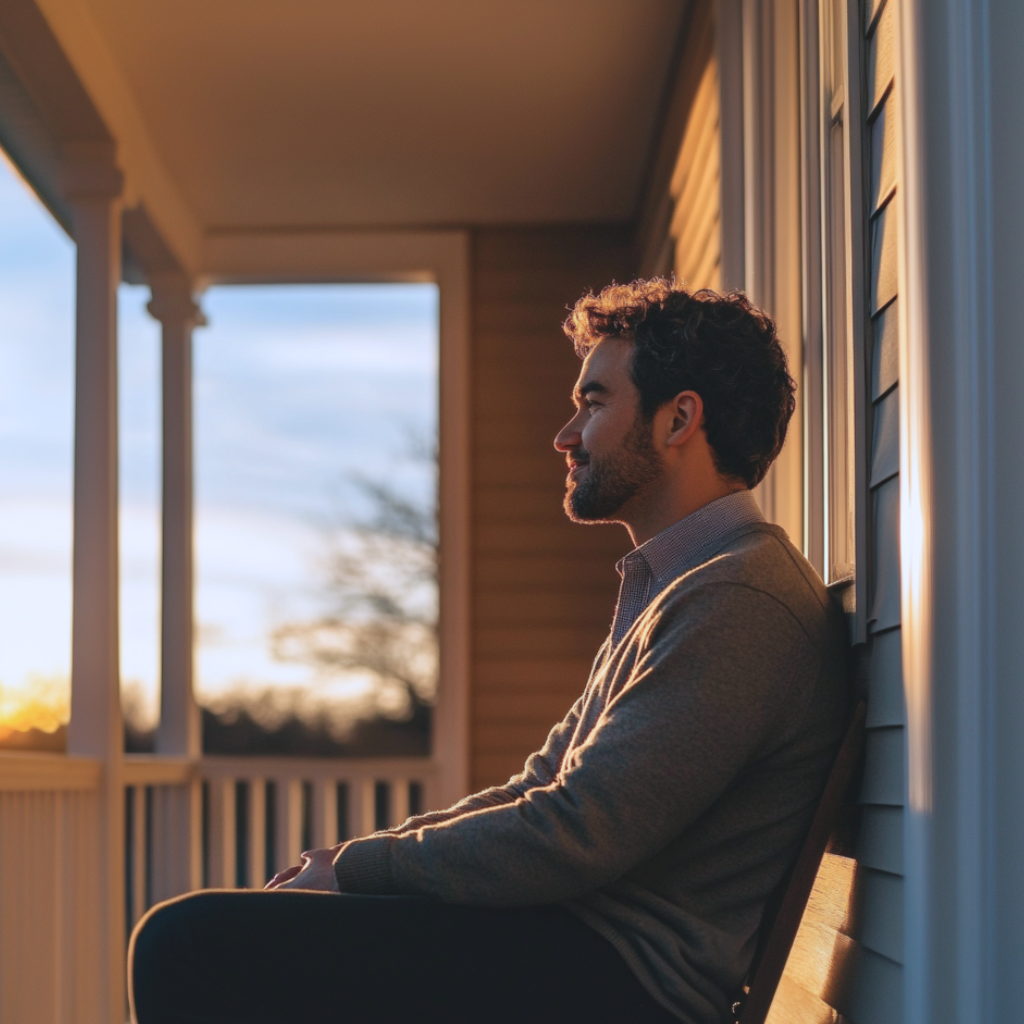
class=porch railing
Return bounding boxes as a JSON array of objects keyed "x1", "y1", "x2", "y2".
[
  {"x1": 0, "y1": 751, "x2": 435, "y2": 1024},
  {"x1": 123, "y1": 755, "x2": 435, "y2": 921}
]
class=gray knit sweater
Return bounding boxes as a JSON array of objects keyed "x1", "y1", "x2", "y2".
[{"x1": 333, "y1": 521, "x2": 849, "y2": 1023}]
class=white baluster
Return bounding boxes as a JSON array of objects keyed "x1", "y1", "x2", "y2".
[
  {"x1": 390, "y1": 779, "x2": 410, "y2": 828},
  {"x1": 130, "y1": 785, "x2": 146, "y2": 921},
  {"x1": 274, "y1": 778, "x2": 303, "y2": 875},
  {"x1": 246, "y1": 778, "x2": 266, "y2": 889},
  {"x1": 311, "y1": 779, "x2": 338, "y2": 849},
  {"x1": 149, "y1": 783, "x2": 201, "y2": 903},
  {"x1": 348, "y1": 778, "x2": 376, "y2": 839},
  {"x1": 207, "y1": 778, "x2": 237, "y2": 888}
]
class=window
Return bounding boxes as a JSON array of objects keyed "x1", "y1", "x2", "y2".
[{"x1": 804, "y1": 0, "x2": 867, "y2": 588}]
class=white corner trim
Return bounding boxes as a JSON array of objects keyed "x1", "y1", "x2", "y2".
[
  {"x1": 897, "y1": 6, "x2": 938, "y2": 1017},
  {"x1": 900, "y1": 1, "x2": 998, "y2": 1022}
]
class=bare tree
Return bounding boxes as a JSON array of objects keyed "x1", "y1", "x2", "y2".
[{"x1": 271, "y1": 459, "x2": 438, "y2": 731}]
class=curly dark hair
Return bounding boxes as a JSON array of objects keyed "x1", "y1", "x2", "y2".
[{"x1": 563, "y1": 278, "x2": 796, "y2": 488}]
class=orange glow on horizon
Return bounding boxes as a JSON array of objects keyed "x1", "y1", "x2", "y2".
[{"x1": 0, "y1": 673, "x2": 70, "y2": 738}]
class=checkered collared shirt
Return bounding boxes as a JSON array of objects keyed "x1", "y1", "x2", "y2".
[{"x1": 609, "y1": 489, "x2": 765, "y2": 647}]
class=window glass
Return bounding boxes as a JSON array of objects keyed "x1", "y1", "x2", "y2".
[{"x1": 819, "y1": 0, "x2": 857, "y2": 584}]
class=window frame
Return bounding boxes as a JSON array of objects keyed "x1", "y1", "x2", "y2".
[
  {"x1": 200, "y1": 229, "x2": 472, "y2": 805},
  {"x1": 801, "y1": 0, "x2": 869, "y2": 640}
]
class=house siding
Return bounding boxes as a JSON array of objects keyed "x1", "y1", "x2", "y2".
[
  {"x1": 669, "y1": 3, "x2": 722, "y2": 291},
  {"x1": 763, "y1": 2, "x2": 905, "y2": 1019},
  {"x1": 846, "y1": 1, "x2": 906, "y2": 1020},
  {"x1": 467, "y1": 226, "x2": 633, "y2": 791}
]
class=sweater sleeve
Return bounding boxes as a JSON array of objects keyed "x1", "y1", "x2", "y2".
[
  {"x1": 374, "y1": 692, "x2": 588, "y2": 836},
  {"x1": 333, "y1": 583, "x2": 814, "y2": 904}
]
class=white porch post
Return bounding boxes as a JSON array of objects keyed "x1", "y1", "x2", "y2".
[
  {"x1": 62, "y1": 140, "x2": 126, "y2": 1024},
  {"x1": 149, "y1": 275, "x2": 204, "y2": 759},
  {"x1": 148, "y1": 274, "x2": 205, "y2": 897},
  {"x1": 901, "y1": 2, "x2": 1024, "y2": 1022}
]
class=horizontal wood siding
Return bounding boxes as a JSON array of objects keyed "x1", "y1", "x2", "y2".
[
  {"x1": 468, "y1": 226, "x2": 633, "y2": 789},
  {"x1": 849, "y1": 2, "x2": 905, "y2": 1020},
  {"x1": 767, "y1": 3, "x2": 904, "y2": 1020},
  {"x1": 670, "y1": 30, "x2": 722, "y2": 291}
]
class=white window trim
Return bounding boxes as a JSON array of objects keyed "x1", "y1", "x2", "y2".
[
  {"x1": 738, "y1": 0, "x2": 805, "y2": 546},
  {"x1": 200, "y1": 229, "x2": 471, "y2": 806}
]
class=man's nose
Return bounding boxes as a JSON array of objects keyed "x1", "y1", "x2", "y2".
[{"x1": 554, "y1": 417, "x2": 581, "y2": 452}]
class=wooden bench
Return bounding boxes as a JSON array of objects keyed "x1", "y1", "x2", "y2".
[{"x1": 733, "y1": 686, "x2": 868, "y2": 1024}]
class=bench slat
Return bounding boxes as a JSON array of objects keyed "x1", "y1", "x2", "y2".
[
  {"x1": 736, "y1": 699, "x2": 867, "y2": 1024},
  {"x1": 766, "y1": 974, "x2": 838, "y2": 1024}
]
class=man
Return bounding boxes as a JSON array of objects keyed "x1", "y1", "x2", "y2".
[{"x1": 130, "y1": 279, "x2": 848, "y2": 1024}]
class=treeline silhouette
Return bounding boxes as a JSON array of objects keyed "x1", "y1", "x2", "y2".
[
  {"x1": 4, "y1": 453, "x2": 439, "y2": 761},
  {"x1": 0, "y1": 698, "x2": 430, "y2": 756},
  {"x1": 124, "y1": 698, "x2": 431, "y2": 757}
]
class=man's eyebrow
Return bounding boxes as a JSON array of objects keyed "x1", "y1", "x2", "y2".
[{"x1": 574, "y1": 380, "x2": 609, "y2": 400}]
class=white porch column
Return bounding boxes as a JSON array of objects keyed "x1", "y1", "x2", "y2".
[
  {"x1": 148, "y1": 275, "x2": 205, "y2": 759},
  {"x1": 62, "y1": 140, "x2": 126, "y2": 1024},
  {"x1": 148, "y1": 274, "x2": 205, "y2": 897},
  {"x1": 901, "y1": 2, "x2": 1024, "y2": 1022}
]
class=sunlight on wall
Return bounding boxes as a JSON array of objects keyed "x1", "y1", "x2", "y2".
[
  {"x1": 901, "y1": 418, "x2": 933, "y2": 815},
  {"x1": 0, "y1": 151, "x2": 75, "y2": 744}
]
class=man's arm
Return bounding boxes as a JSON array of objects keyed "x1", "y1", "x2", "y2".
[
  {"x1": 384, "y1": 692, "x2": 588, "y2": 834},
  {"x1": 353, "y1": 640, "x2": 611, "y2": 841},
  {"x1": 326, "y1": 584, "x2": 817, "y2": 905},
  {"x1": 267, "y1": 689, "x2": 589, "y2": 888}
]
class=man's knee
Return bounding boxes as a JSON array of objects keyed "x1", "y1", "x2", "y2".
[
  {"x1": 132, "y1": 891, "x2": 210, "y2": 963},
  {"x1": 130, "y1": 891, "x2": 230, "y2": 1021}
]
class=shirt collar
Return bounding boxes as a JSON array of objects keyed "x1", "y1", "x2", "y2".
[{"x1": 616, "y1": 490, "x2": 765, "y2": 583}]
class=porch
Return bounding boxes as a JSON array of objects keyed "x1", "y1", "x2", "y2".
[
  {"x1": 0, "y1": 749, "x2": 434, "y2": 990},
  {"x1": 0, "y1": 1, "x2": 693, "y2": 1018},
  {"x1": 6, "y1": 2, "x2": 1022, "y2": 1023}
]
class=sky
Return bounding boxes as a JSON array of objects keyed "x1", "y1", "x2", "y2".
[{"x1": 0, "y1": 151, "x2": 438, "y2": 732}]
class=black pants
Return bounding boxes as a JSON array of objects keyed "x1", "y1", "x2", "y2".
[{"x1": 129, "y1": 890, "x2": 680, "y2": 1024}]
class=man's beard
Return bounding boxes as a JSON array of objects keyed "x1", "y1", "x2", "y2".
[{"x1": 564, "y1": 414, "x2": 663, "y2": 523}]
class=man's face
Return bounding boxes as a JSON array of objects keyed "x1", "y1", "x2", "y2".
[{"x1": 554, "y1": 337, "x2": 663, "y2": 524}]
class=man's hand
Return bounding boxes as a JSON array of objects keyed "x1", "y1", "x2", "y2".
[{"x1": 264, "y1": 845, "x2": 344, "y2": 892}]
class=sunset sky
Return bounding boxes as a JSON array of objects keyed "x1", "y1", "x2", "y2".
[{"x1": 0, "y1": 152, "x2": 438, "y2": 731}]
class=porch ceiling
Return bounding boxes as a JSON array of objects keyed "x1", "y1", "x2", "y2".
[{"x1": 80, "y1": 0, "x2": 686, "y2": 231}]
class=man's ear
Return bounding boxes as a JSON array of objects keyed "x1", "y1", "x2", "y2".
[{"x1": 664, "y1": 391, "x2": 704, "y2": 448}]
